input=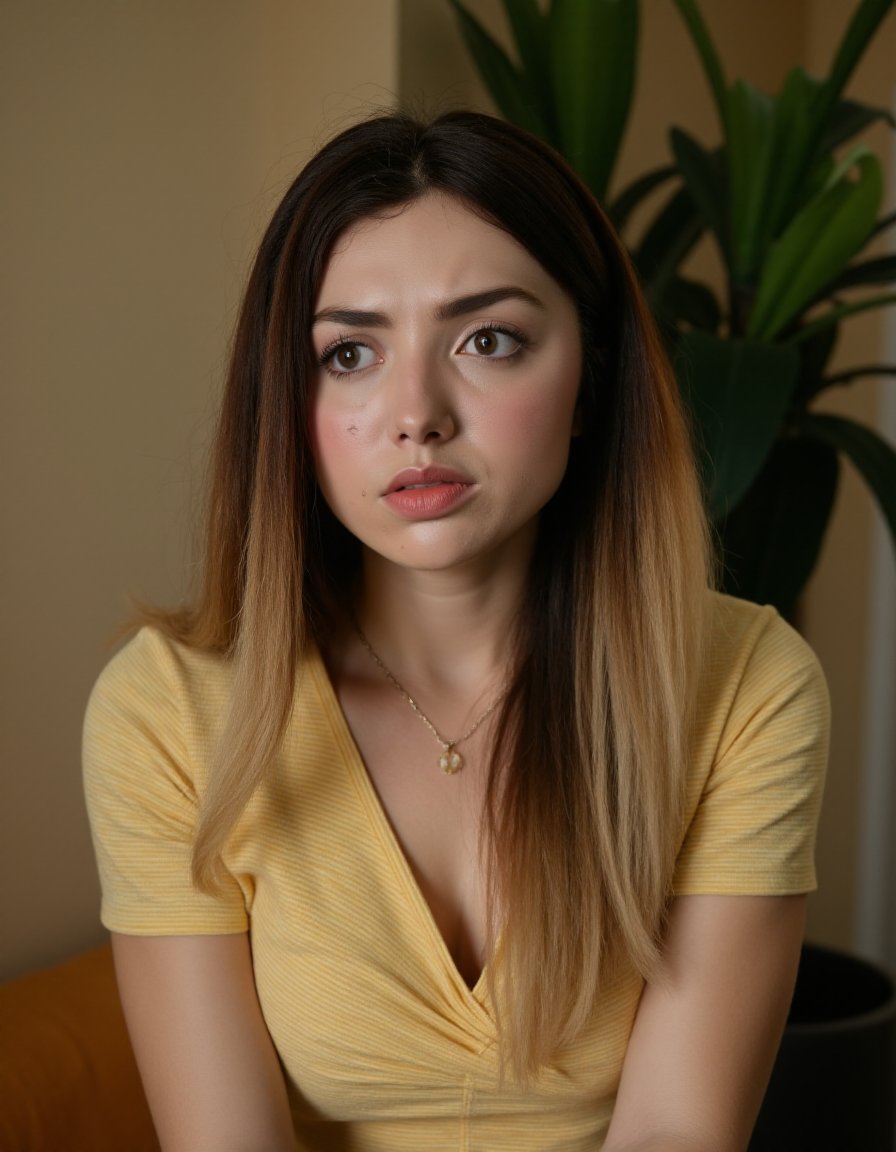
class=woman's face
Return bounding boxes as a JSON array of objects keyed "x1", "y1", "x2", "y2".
[{"x1": 310, "y1": 192, "x2": 583, "y2": 576}]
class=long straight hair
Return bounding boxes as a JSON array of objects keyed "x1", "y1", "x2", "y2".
[{"x1": 148, "y1": 111, "x2": 711, "y2": 1080}]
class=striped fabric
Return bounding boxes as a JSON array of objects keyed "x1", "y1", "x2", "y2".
[{"x1": 83, "y1": 591, "x2": 828, "y2": 1150}]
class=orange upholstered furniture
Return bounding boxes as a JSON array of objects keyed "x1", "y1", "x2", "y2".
[{"x1": 0, "y1": 943, "x2": 158, "y2": 1151}]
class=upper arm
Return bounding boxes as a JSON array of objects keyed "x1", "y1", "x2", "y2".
[
  {"x1": 603, "y1": 892, "x2": 806, "y2": 1152},
  {"x1": 112, "y1": 931, "x2": 295, "y2": 1152}
]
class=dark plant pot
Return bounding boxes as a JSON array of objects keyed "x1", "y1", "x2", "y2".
[{"x1": 749, "y1": 943, "x2": 896, "y2": 1151}]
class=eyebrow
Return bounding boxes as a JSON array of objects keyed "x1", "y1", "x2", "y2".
[{"x1": 312, "y1": 285, "x2": 544, "y2": 327}]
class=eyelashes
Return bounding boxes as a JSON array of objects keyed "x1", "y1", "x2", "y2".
[
  {"x1": 318, "y1": 339, "x2": 380, "y2": 376},
  {"x1": 317, "y1": 323, "x2": 531, "y2": 378},
  {"x1": 458, "y1": 323, "x2": 527, "y2": 360}
]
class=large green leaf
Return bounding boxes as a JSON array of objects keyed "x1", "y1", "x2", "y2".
[
  {"x1": 549, "y1": 0, "x2": 638, "y2": 199},
  {"x1": 669, "y1": 0, "x2": 727, "y2": 129},
  {"x1": 822, "y1": 254, "x2": 896, "y2": 295},
  {"x1": 816, "y1": 97, "x2": 896, "y2": 156},
  {"x1": 502, "y1": 0, "x2": 556, "y2": 141},
  {"x1": 871, "y1": 209, "x2": 896, "y2": 239},
  {"x1": 726, "y1": 80, "x2": 777, "y2": 282},
  {"x1": 727, "y1": 68, "x2": 827, "y2": 282},
  {"x1": 448, "y1": 0, "x2": 548, "y2": 138},
  {"x1": 779, "y1": 0, "x2": 896, "y2": 204},
  {"x1": 676, "y1": 332, "x2": 800, "y2": 520},
  {"x1": 793, "y1": 154, "x2": 837, "y2": 209},
  {"x1": 669, "y1": 129, "x2": 727, "y2": 259},
  {"x1": 719, "y1": 437, "x2": 839, "y2": 617},
  {"x1": 812, "y1": 0, "x2": 896, "y2": 140},
  {"x1": 797, "y1": 411, "x2": 896, "y2": 547},
  {"x1": 607, "y1": 164, "x2": 677, "y2": 232},
  {"x1": 694, "y1": 0, "x2": 894, "y2": 284},
  {"x1": 823, "y1": 364, "x2": 896, "y2": 387},
  {"x1": 635, "y1": 186, "x2": 703, "y2": 298},
  {"x1": 656, "y1": 276, "x2": 721, "y2": 333},
  {"x1": 789, "y1": 291, "x2": 896, "y2": 345},
  {"x1": 502, "y1": 0, "x2": 550, "y2": 84},
  {"x1": 758, "y1": 68, "x2": 825, "y2": 245},
  {"x1": 749, "y1": 149, "x2": 883, "y2": 340},
  {"x1": 791, "y1": 322, "x2": 839, "y2": 407}
]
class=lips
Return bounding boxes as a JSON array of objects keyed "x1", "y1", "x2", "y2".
[
  {"x1": 381, "y1": 466, "x2": 476, "y2": 521},
  {"x1": 383, "y1": 466, "x2": 474, "y2": 495}
]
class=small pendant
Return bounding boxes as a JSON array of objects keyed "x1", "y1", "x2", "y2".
[{"x1": 439, "y1": 746, "x2": 463, "y2": 774}]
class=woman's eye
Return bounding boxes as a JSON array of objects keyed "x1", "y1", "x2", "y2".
[
  {"x1": 320, "y1": 341, "x2": 378, "y2": 374},
  {"x1": 460, "y1": 327, "x2": 523, "y2": 359}
]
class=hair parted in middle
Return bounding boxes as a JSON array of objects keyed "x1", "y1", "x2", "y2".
[{"x1": 153, "y1": 110, "x2": 711, "y2": 1079}]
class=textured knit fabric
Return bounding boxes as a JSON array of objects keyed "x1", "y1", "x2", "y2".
[{"x1": 83, "y1": 592, "x2": 828, "y2": 1151}]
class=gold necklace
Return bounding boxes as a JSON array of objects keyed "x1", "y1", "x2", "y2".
[{"x1": 353, "y1": 622, "x2": 508, "y2": 774}]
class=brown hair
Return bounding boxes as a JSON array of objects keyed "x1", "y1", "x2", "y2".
[{"x1": 148, "y1": 111, "x2": 710, "y2": 1079}]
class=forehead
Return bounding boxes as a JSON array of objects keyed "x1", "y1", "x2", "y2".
[{"x1": 316, "y1": 192, "x2": 559, "y2": 304}]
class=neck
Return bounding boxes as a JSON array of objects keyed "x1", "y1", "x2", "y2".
[{"x1": 351, "y1": 540, "x2": 532, "y2": 701}]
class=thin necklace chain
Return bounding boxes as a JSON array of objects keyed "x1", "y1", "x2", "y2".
[{"x1": 352, "y1": 620, "x2": 508, "y2": 775}]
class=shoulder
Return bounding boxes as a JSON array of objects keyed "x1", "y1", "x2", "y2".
[
  {"x1": 82, "y1": 629, "x2": 252, "y2": 934},
  {"x1": 704, "y1": 589, "x2": 820, "y2": 673},
  {"x1": 83, "y1": 629, "x2": 327, "y2": 790},
  {"x1": 699, "y1": 591, "x2": 829, "y2": 742},
  {"x1": 85, "y1": 627, "x2": 236, "y2": 745},
  {"x1": 83, "y1": 627, "x2": 237, "y2": 802},
  {"x1": 86, "y1": 626, "x2": 232, "y2": 717},
  {"x1": 687, "y1": 591, "x2": 830, "y2": 834}
]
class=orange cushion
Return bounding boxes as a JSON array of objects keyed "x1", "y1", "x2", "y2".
[{"x1": 0, "y1": 943, "x2": 159, "y2": 1151}]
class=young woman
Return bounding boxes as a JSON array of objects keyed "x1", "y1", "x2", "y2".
[{"x1": 84, "y1": 111, "x2": 828, "y2": 1152}]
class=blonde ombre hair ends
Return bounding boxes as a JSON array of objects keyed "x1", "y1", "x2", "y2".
[{"x1": 144, "y1": 112, "x2": 711, "y2": 1081}]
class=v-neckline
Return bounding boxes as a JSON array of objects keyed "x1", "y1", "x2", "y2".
[{"x1": 305, "y1": 641, "x2": 495, "y2": 1014}]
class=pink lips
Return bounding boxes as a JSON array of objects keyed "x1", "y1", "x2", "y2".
[{"x1": 382, "y1": 466, "x2": 475, "y2": 520}]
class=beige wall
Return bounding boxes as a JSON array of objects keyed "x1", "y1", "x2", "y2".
[
  {"x1": 3, "y1": 0, "x2": 892, "y2": 980},
  {"x1": 1, "y1": 0, "x2": 397, "y2": 981}
]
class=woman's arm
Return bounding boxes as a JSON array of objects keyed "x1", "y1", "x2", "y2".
[
  {"x1": 602, "y1": 892, "x2": 806, "y2": 1152},
  {"x1": 112, "y1": 932, "x2": 295, "y2": 1152}
]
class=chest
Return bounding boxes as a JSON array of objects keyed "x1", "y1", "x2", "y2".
[
  {"x1": 336, "y1": 679, "x2": 493, "y2": 988},
  {"x1": 240, "y1": 706, "x2": 641, "y2": 1144}
]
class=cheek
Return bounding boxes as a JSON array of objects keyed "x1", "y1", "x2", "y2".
[
  {"x1": 310, "y1": 403, "x2": 369, "y2": 501},
  {"x1": 490, "y1": 360, "x2": 581, "y2": 462}
]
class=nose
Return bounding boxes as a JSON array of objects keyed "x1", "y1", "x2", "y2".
[{"x1": 387, "y1": 352, "x2": 457, "y2": 445}]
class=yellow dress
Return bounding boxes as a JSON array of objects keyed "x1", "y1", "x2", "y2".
[{"x1": 83, "y1": 592, "x2": 828, "y2": 1150}]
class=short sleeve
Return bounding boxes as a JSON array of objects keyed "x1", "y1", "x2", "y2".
[
  {"x1": 673, "y1": 607, "x2": 830, "y2": 896},
  {"x1": 82, "y1": 628, "x2": 248, "y2": 935}
]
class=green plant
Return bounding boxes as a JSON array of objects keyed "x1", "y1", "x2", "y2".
[
  {"x1": 450, "y1": 0, "x2": 896, "y2": 615},
  {"x1": 448, "y1": 0, "x2": 639, "y2": 201}
]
